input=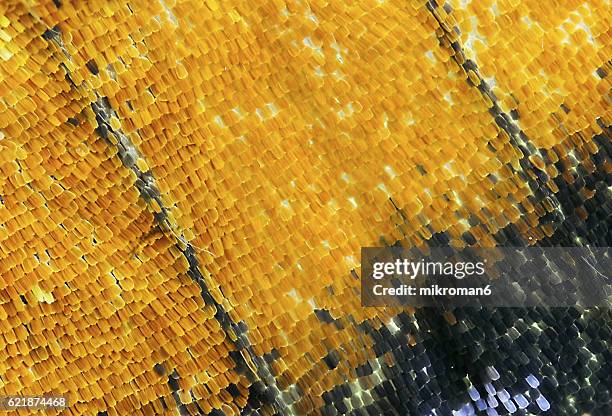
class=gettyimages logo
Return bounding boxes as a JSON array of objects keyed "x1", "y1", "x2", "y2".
[
  {"x1": 371, "y1": 258, "x2": 486, "y2": 280},
  {"x1": 361, "y1": 247, "x2": 611, "y2": 307}
]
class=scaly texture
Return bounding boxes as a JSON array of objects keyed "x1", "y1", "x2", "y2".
[{"x1": 0, "y1": 1, "x2": 610, "y2": 415}]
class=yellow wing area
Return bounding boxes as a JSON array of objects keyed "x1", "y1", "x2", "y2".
[{"x1": 0, "y1": 0, "x2": 609, "y2": 415}]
